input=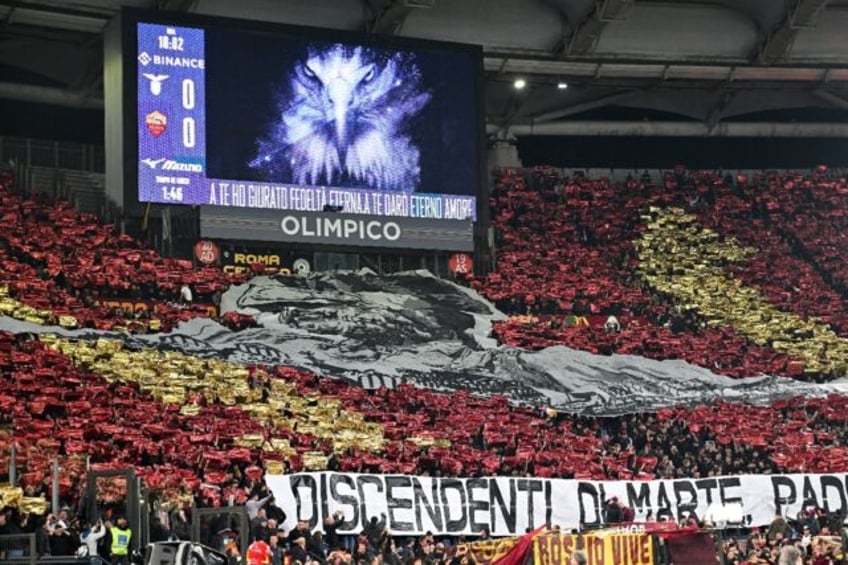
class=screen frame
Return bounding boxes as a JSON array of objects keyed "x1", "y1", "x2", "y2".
[{"x1": 120, "y1": 6, "x2": 487, "y2": 254}]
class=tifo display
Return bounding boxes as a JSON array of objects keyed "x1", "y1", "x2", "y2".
[
  {"x1": 5, "y1": 2, "x2": 848, "y2": 564},
  {"x1": 4, "y1": 164, "x2": 848, "y2": 565}
]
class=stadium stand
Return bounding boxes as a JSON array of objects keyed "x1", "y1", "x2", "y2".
[
  {"x1": 3, "y1": 165, "x2": 848, "y2": 564},
  {"x1": 479, "y1": 167, "x2": 848, "y2": 382},
  {"x1": 0, "y1": 171, "x2": 238, "y2": 334}
]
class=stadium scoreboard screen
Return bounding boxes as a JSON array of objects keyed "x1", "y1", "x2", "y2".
[{"x1": 127, "y1": 11, "x2": 484, "y2": 251}]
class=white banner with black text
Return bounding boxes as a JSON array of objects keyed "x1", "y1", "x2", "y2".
[{"x1": 266, "y1": 472, "x2": 848, "y2": 536}]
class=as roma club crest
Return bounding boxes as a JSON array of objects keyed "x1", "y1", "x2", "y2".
[
  {"x1": 145, "y1": 110, "x2": 168, "y2": 137},
  {"x1": 193, "y1": 240, "x2": 219, "y2": 265}
]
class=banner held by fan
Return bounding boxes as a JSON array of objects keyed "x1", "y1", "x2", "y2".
[
  {"x1": 449, "y1": 525, "x2": 546, "y2": 565},
  {"x1": 534, "y1": 532, "x2": 654, "y2": 565}
]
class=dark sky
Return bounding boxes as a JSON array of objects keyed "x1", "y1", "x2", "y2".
[
  {"x1": 516, "y1": 106, "x2": 848, "y2": 170},
  {"x1": 0, "y1": 100, "x2": 104, "y2": 144},
  {"x1": 517, "y1": 136, "x2": 848, "y2": 170}
]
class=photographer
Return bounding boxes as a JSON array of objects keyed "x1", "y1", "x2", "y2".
[
  {"x1": 79, "y1": 519, "x2": 107, "y2": 563},
  {"x1": 325, "y1": 511, "x2": 344, "y2": 551},
  {"x1": 45, "y1": 510, "x2": 76, "y2": 556}
]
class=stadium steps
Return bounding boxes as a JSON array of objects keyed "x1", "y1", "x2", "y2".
[
  {"x1": 23, "y1": 165, "x2": 106, "y2": 216},
  {"x1": 25, "y1": 165, "x2": 61, "y2": 198},
  {"x1": 59, "y1": 169, "x2": 106, "y2": 216}
]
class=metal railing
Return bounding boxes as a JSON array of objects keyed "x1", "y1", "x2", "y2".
[
  {"x1": 0, "y1": 136, "x2": 104, "y2": 173},
  {"x1": 10, "y1": 164, "x2": 122, "y2": 226},
  {"x1": 0, "y1": 533, "x2": 37, "y2": 565}
]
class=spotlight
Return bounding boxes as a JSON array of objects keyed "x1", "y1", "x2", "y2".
[
  {"x1": 557, "y1": 81, "x2": 568, "y2": 90},
  {"x1": 513, "y1": 78, "x2": 526, "y2": 90}
]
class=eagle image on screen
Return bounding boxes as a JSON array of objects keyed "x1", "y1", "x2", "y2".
[{"x1": 249, "y1": 44, "x2": 431, "y2": 192}]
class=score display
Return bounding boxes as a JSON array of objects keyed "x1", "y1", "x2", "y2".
[
  {"x1": 134, "y1": 19, "x2": 481, "y2": 225},
  {"x1": 137, "y1": 23, "x2": 206, "y2": 205}
]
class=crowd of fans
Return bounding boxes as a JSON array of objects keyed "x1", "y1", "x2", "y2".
[
  {"x1": 0, "y1": 476, "x2": 499, "y2": 565},
  {"x1": 719, "y1": 508, "x2": 848, "y2": 565},
  {"x1": 0, "y1": 170, "x2": 241, "y2": 333},
  {"x1": 7, "y1": 488, "x2": 848, "y2": 565},
  {"x1": 0, "y1": 504, "x2": 133, "y2": 564},
  {"x1": 2, "y1": 165, "x2": 848, "y2": 564},
  {"x1": 477, "y1": 166, "x2": 848, "y2": 381},
  {"x1": 7, "y1": 316, "x2": 848, "y2": 510}
]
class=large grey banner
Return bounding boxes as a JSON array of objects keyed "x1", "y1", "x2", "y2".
[
  {"x1": 200, "y1": 206, "x2": 474, "y2": 251},
  {"x1": 2, "y1": 271, "x2": 843, "y2": 416}
]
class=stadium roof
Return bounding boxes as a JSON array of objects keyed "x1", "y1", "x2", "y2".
[{"x1": 1, "y1": 0, "x2": 848, "y2": 137}]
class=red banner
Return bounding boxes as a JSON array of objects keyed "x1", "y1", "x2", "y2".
[
  {"x1": 497, "y1": 526, "x2": 545, "y2": 565},
  {"x1": 452, "y1": 526, "x2": 546, "y2": 565},
  {"x1": 96, "y1": 299, "x2": 218, "y2": 317}
]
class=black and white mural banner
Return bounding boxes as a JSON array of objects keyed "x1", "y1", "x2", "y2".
[
  {"x1": 266, "y1": 471, "x2": 848, "y2": 536},
  {"x1": 1, "y1": 270, "x2": 847, "y2": 416}
]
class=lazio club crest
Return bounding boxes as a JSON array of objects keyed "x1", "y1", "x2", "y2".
[{"x1": 145, "y1": 110, "x2": 168, "y2": 137}]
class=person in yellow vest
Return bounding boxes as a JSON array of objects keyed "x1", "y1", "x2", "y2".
[{"x1": 106, "y1": 516, "x2": 132, "y2": 565}]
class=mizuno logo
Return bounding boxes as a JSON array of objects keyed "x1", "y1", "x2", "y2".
[
  {"x1": 141, "y1": 158, "x2": 166, "y2": 169},
  {"x1": 140, "y1": 158, "x2": 202, "y2": 173}
]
